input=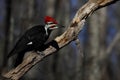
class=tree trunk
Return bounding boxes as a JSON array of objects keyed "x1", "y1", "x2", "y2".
[
  {"x1": 3, "y1": 0, "x2": 12, "y2": 68},
  {"x1": 84, "y1": 8, "x2": 107, "y2": 80}
]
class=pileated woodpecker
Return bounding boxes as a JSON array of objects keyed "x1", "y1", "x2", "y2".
[{"x1": 7, "y1": 16, "x2": 62, "y2": 67}]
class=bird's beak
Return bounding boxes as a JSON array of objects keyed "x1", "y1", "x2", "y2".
[
  {"x1": 57, "y1": 24, "x2": 65, "y2": 28},
  {"x1": 49, "y1": 24, "x2": 58, "y2": 30},
  {"x1": 48, "y1": 24, "x2": 65, "y2": 30}
]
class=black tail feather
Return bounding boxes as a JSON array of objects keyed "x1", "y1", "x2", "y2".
[
  {"x1": 14, "y1": 52, "x2": 25, "y2": 67},
  {"x1": 7, "y1": 48, "x2": 26, "y2": 67}
]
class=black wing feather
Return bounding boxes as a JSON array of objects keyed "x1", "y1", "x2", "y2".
[{"x1": 7, "y1": 25, "x2": 48, "y2": 58}]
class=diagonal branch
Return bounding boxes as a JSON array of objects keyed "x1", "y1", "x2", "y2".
[
  {"x1": 107, "y1": 31, "x2": 120, "y2": 54},
  {"x1": 2, "y1": 0, "x2": 118, "y2": 80}
]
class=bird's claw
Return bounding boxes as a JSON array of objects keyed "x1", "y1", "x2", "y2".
[{"x1": 37, "y1": 51, "x2": 45, "y2": 56}]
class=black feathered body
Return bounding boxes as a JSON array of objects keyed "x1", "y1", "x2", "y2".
[{"x1": 8, "y1": 25, "x2": 51, "y2": 67}]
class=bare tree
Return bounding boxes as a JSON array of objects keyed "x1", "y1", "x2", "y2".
[
  {"x1": 84, "y1": 8, "x2": 107, "y2": 80},
  {"x1": 3, "y1": 0, "x2": 12, "y2": 68}
]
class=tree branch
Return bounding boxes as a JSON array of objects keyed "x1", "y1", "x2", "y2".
[
  {"x1": 107, "y1": 31, "x2": 120, "y2": 54},
  {"x1": 75, "y1": 38, "x2": 83, "y2": 57},
  {"x1": 2, "y1": 0, "x2": 118, "y2": 80}
]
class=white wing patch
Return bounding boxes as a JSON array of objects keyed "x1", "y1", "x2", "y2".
[{"x1": 27, "y1": 42, "x2": 33, "y2": 45}]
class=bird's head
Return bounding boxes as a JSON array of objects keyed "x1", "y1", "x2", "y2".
[{"x1": 44, "y1": 16, "x2": 58, "y2": 30}]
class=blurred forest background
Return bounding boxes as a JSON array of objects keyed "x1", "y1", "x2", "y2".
[{"x1": 0, "y1": 0, "x2": 120, "y2": 80}]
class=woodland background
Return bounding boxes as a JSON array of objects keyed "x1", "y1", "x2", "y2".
[{"x1": 0, "y1": 0, "x2": 120, "y2": 80}]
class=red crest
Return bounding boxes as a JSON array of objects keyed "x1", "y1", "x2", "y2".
[{"x1": 44, "y1": 16, "x2": 58, "y2": 24}]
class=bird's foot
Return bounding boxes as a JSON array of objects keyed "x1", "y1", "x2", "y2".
[{"x1": 37, "y1": 51, "x2": 45, "y2": 57}]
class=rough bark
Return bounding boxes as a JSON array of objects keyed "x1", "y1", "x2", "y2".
[{"x1": 2, "y1": 0, "x2": 118, "y2": 80}]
